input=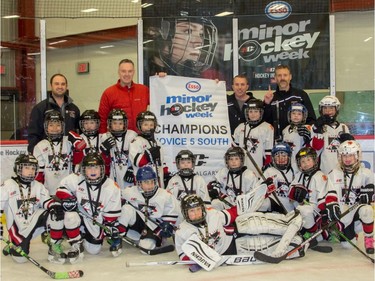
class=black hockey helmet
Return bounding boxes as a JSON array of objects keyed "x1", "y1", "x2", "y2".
[
  {"x1": 14, "y1": 153, "x2": 39, "y2": 183},
  {"x1": 295, "y1": 147, "x2": 318, "y2": 175},
  {"x1": 81, "y1": 152, "x2": 105, "y2": 185},
  {"x1": 175, "y1": 150, "x2": 196, "y2": 177},
  {"x1": 245, "y1": 99, "x2": 264, "y2": 126},
  {"x1": 107, "y1": 109, "x2": 128, "y2": 137},
  {"x1": 181, "y1": 194, "x2": 206, "y2": 225},
  {"x1": 224, "y1": 147, "x2": 245, "y2": 173},
  {"x1": 44, "y1": 110, "x2": 64, "y2": 140},
  {"x1": 136, "y1": 111, "x2": 157, "y2": 136},
  {"x1": 79, "y1": 110, "x2": 100, "y2": 137}
]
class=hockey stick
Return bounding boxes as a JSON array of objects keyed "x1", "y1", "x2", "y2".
[
  {"x1": 77, "y1": 206, "x2": 175, "y2": 255},
  {"x1": 126, "y1": 254, "x2": 260, "y2": 268},
  {"x1": 254, "y1": 202, "x2": 361, "y2": 264},
  {"x1": 243, "y1": 148, "x2": 288, "y2": 214},
  {"x1": 330, "y1": 225, "x2": 375, "y2": 264},
  {"x1": 1, "y1": 238, "x2": 83, "y2": 279}
]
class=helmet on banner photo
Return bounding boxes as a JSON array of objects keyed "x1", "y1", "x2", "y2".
[
  {"x1": 338, "y1": 140, "x2": 362, "y2": 173},
  {"x1": 181, "y1": 194, "x2": 206, "y2": 226},
  {"x1": 136, "y1": 166, "x2": 158, "y2": 199},
  {"x1": 136, "y1": 111, "x2": 157, "y2": 137},
  {"x1": 296, "y1": 147, "x2": 318, "y2": 175},
  {"x1": 175, "y1": 150, "x2": 196, "y2": 177},
  {"x1": 319, "y1": 96, "x2": 340, "y2": 118},
  {"x1": 287, "y1": 103, "x2": 307, "y2": 125},
  {"x1": 245, "y1": 99, "x2": 264, "y2": 126},
  {"x1": 81, "y1": 152, "x2": 106, "y2": 185},
  {"x1": 14, "y1": 154, "x2": 39, "y2": 183},
  {"x1": 271, "y1": 142, "x2": 292, "y2": 170},
  {"x1": 107, "y1": 109, "x2": 128, "y2": 137},
  {"x1": 150, "y1": 17, "x2": 217, "y2": 77},
  {"x1": 44, "y1": 110, "x2": 64, "y2": 140},
  {"x1": 225, "y1": 147, "x2": 245, "y2": 173},
  {"x1": 79, "y1": 110, "x2": 100, "y2": 137}
]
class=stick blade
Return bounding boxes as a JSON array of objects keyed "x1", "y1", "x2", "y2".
[
  {"x1": 52, "y1": 270, "x2": 84, "y2": 279},
  {"x1": 253, "y1": 251, "x2": 286, "y2": 264}
]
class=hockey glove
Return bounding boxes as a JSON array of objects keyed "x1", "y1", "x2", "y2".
[
  {"x1": 207, "y1": 181, "x2": 222, "y2": 200},
  {"x1": 100, "y1": 136, "x2": 116, "y2": 154},
  {"x1": 297, "y1": 125, "x2": 311, "y2": 144},
  {"x1": 326, "y1": 202, "x2": 341, "y2": 222},
  {"x1": 48, "y1": 201, "x2": 64, "y2": 221},
  {"x1": 147, "y1": 146, "x2": 161, "y2": 163},
  {"x1": 62, "y1": 197, "x2": 78, "y2": 212},
  {"x1": 124, "y1": 167, "x2": 135, "y2": 183},
  {"x1": 163, "y1": 168, "x2": 172, "y2": 188},
  {"x1": 358, "y1": 184, "x2": 374, "y2": 204},
  {"x1": 288, "y1": 184, "x2": 308, "y2": 203},
  {"x1": 313, "y1": 116, "x2": 326, "y2": 134},
  {"x1": 337, "y1": 132, "x2": 355, "y2": 143},
  {"x1": 262, "y1": 177, "x2": 276, "y2": 196},
  {"x1": 159, "y1": 221, "x2": 174, "y2": 238},
  {"x1": 68, "y1": 130, "x2": 86, "y2": 151}
]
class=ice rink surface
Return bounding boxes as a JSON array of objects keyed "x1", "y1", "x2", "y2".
[{"x1": 1, "y1": 234, "x2": 374, "y2": 281}]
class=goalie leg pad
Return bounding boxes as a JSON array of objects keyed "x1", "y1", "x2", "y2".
[
  {"x1": 235, "y1": 235, "x2": 280, "y2": 255},
  {"x1": 236, "y1": 184, "x2": 267, "y2": 215},
  {"x1": 358, "y1": 204, "x2": 374, "y2": 225}
]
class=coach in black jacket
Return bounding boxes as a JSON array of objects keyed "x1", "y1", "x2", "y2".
[
  {"x1": 263, "y1": 65, "x2": 316, "y2": 141},
  {"x1": 27, "y1": 74, "x2": 80, "y2": 153}
]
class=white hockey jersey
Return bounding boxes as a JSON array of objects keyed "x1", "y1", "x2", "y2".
[{"x1": 33, "y1": 136, "x2": 73, "y2": 195}]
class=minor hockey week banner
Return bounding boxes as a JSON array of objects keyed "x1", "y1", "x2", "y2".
[{"x1": 150, "y1": 76, "x2": 231, "y2": 181}]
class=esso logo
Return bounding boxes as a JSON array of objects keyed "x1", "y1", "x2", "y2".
[
  {"x1": 186, "y1": 81, "x2": 201, "y2": 93},
  {"x1": 265, "y1": 1, "x2": 292, "y2": 20}
]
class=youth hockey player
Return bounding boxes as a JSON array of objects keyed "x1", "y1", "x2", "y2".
[
  {"x1": 166, "y1": 150, "x2": 210, "y2": 204},
  {"x1": 232, "y1": 99, "x2": 274, "y2": 178},
  {"x1": 207, "y1": 147, "x2": 259, "y2": 211},
  {"x1": 100, "y1": 109, "x2": 137, "y2": 189},
  {"x1": 282, "y1": 103, "x2": 313, "y2": 171},
  {"x1": 327, "y1": 140, "x2": 374, "y2": 254},
  {"x1": 0, "y1": 154, "x2": 63, "y2": 263},
  {"x1": 129, "y1": 111, "x2": 169, "y2": 188},
  {"x1": 175, "y1": 195, "x2": 304, "y2": 269},
  {"x1": 311, "y1": 95, "x2": 350, "y2": 174},
  {"x1": 52, "y1": 152, "x2": 125, "y2": 264},
  {"x1": 119, "y1": 166, "x2": 179, "y2": 252}
]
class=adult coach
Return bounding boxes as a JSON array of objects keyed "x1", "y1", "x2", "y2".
[
  {"x1": 227, "y1": 74, "x2": 254, "y2": 135},
  {"x1": 27, "y1": 74, "x2": 80, "y2": 153},
  {"x1": 98, "y1": 59, "x2": 149, "y2": 133},
  {"x1": 263, "y1": 65, "x2": 316, "y2": 141}
]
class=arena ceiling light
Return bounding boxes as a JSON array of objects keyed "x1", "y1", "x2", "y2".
[
  {"x1": 2, "y1": 14, "x2": 20, "y2": 19},
  {"x1": 215, "y1": 11, "x2": 234, "y2": 16},
  {"x1": 141, "y1": 3, "x2": 154, "y2": 8}
]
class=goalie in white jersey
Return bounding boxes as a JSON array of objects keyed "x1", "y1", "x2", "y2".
[
  {"x1": 175, "y1": 194, "x2": 304, "y2": 267},
  {"x1": 166, "y1": 150, "x2": 210, "y2": 204},
  {"x1": 327, "y1": 140, "x2": 374, "y2": 254},
  {"x1": 52, "y1": 152, "x2": 125, "y2": 264},
  {"x1": 119, "y1": 166, "x2": 179, "y2": 252},
  {"x1": 0, "y1": 154, "x2": 63, "y2": 263}
]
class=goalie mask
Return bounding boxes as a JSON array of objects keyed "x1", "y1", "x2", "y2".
[
  {"x1": 287, "y1": 103, "x2": 307, "y2": 126},
  {"x1": 136, "y1": 166, "x2": 158, "y2": 199},
  {"x1": 338, "y1": 140, "x2": 361, "y2": 173},
  {"x1": 107, "y1": 109, "x2": 128, "y2": 137},
  {"x1": 181, "y1": 194, "x2": 206, "y2": 226},
  {"x1": 225, "y1": 147, "x2": 245, "y2": 173},
  {"x1": 44, "y1": 110, "x2": 64, "y2": 141},
  {"x1": 271, "y1": 142, "x2": 292, "y2": 170},
  {"x1": 245, "y1": 99, "x2": 264, "y2": 126},
  {"x1": 296, "y1": 147, "x2": 318, "y2": 175},
  {"x1": 81, "y1": 152, "x2": 105, "y2": 185},
  {"x1": 156, "y1": 17, "x2": 217, "y2": 77},
  {"x1": 319, "y1": 96, "x2": 340, "y2": 120},
  {"x1": 80, "y1": 110, "x2": 100, "y2": 137},
  {"x1": 136, "y1": 111, "x2": 157, "y2": 138},
  {"x1": 175, "y1": 150, "x2": 196, "y2": 177},
  {"x1": 14, "y1": 154, "x2": 39, "y2": 183}
]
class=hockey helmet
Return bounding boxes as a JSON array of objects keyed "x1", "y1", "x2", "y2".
[
  {"x1": 338, "y1": 140, "x2": 361, "y2": 173},
  {"x1": 14, "y1": 154, "x2": 39, "y2": 183},
  {"x1": 79, "y1": 110, "x2": 100, "y2": 137},
  {"x1": 81, "y1": 152, "x2": 105, "y2": 185},
  {"x1": 181, "y1": 194, "x2": 206, "y2": 225},
  {"x1": 295, "y1": 147, "x2": 318, "y2": 175},
  {"x1": 245, "y1": 99, "x2": 264, "y2": 126},
  {"x1": 175, "y1": 150, "x2": 196, "y2": 177},
  {"x1": 271, "y1": 142, "x2": 292, "y2": 170},
  {"x1": 287, "y1": 103, "x2": 307, "y2": 125},
  {"x1": 136, "y1": 166, "x2": 158, "y2": 198},
  {"x1": 225, "y1": 147, "x2": 245, "y2": 173},
  {"x1": 44, "y1": 110, "x2": 64, "y2": 140},
  {"x1": 107, "y1": 109, "x2": 128, "y2": 137}
]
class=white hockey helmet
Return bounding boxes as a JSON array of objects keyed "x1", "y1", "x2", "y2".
[{"x1": 338, "y1": 140, "x2": 361, "y2": 173}]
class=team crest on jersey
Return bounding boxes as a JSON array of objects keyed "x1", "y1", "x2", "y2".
[
  {"x1": 207, "y1": 230, "x2": 221, "y2": 248},
  {"x1": 327, "y1": 136, "x2": 340, "y2": 152},
  {"x1": 245, "y1": 138, "x2": 259, "y2": 153},
  {"x1": 286, "y1": 141, "x2": 296, "y2": 151},
  {"x1": 138, "y1": 203, "x2": 157, "y2": 215}
]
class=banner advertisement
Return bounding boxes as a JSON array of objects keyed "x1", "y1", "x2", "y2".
[
  {"x1": 0, "y1": 142, "x2": 28, "y2": 184},
  {"x1": 150, "y1": 76, "x2": 232, "y2": 181},
  {"x1": 238, "y1": 11, "x2": 330, "y2": 90}
]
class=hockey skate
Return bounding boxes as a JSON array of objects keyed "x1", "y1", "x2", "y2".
[
  {"x1": 48, "y1": 240, "x2": 67, "y2": 264},
  {"x1": 41, "y1": 231, "x2": 51, "y2": 245},
  {"x1": 67, "y1": 239, "x2": 84, "y2": 264},
  {"x1": 109, "y1": 237, "x2": 123, "y2": 257},
  {"x1": 364, "y1": 236, "x2": 374, "y2": 254}
]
